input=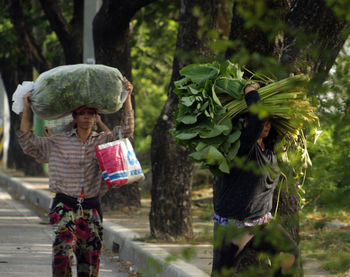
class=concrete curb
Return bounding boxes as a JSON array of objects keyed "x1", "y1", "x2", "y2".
[{"x1": 0, "y1": 170, "x2": 209, "y2": 277}]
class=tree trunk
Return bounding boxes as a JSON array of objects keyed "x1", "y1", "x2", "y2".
[
  {"x1": 149, "y1": 0, "x2": 219, "y2": 240},
  {"x1": 1, "y1": 61, "x2": 45, "y2": 176},
  {"x1": 93, "y1": 0, "x2": 156, "y2": 211}
]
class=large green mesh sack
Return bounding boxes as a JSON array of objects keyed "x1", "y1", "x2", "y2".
[{"x1": 31, "y1": 64, "x2": 128, "y2": 120}]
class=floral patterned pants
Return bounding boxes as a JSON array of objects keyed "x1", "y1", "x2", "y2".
[{"x1": 49, "y1": 202, "x2": 103, "y2": 277}]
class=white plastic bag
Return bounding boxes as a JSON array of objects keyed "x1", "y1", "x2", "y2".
[
  {"x1": 12, "y1": 81, "x2": 34, "y2": 114},
  {"x1": 95, "y1": 138, "x2": 145, "y2": 188}
]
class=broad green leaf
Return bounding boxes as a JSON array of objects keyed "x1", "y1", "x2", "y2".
[
  {"x1": 180, "y1": 64, "x2": 220, "y2": 85},
  {"x1": 219, "y1": 117, "x2": 233, "y2": 136},
  {"x1": 181, "y1": 96, "x2": 196, "y2": 107},
  {"x1": 204, "y1": 145, "x2": 225, "y2": 165},
  {"x1": 188, "y1": 150, "x2": 203, "y2": 162},
  {"x1": 215, "y1": 78, "x2": 244, "y2": 100},
  {"x1": 177, "y1": 114, "x2": 198, "y2": 124},
  {"x1": 188, "y1": 86, "x2": 200, "y2": 95},
  {"x1": 219, "y1": 60, "x2": 230, "y2": 76},
  {"x1": 219, "y1": 159, "x2": 230, "y2": 173},
  {"x1": 175, "y1": 132, "x2": 198, "y2": 140},
  {"x1": 227, "y1": 140, "x2": 241, "y2": 160},
  {"x1": 208, "y1": 96, "x2": 215, "y2": 113},
  {"x1": 195, "y1": 142, "x2": 207, "y2": 152},
  {"x1": 201, "y1": 135, "x2": 227, "y2": 148},
  {"x1": 227, "y1": 130, "x2": 241, "y2": 143},
  {"x1": 195, "y1": 96, "x2": 203, "y2": 102},
  {"x1": 174, "y1": 87, "x2": 187, "y2": 96},
  {"x1": 200, "y1": 101, "x2": 209, "y2": 111},
  {"x1": 200, "y1": 124, "x2": 230, "y2": 139},
  {"x1": 189, "y1": 145, "x2": 224, "y2": 165},
  {"x1": 202, "y1": 89, "x2": 209, "y2": 99},
  {"x1": 227, "y1": 61, "x2": 244, "y2": 79},
  {"x1": 211, "y1": 84, "x2": 222, "y2": 106},
  {"x1": 204, "y1": 79, "x2": 213, "y2": 92},
  {"x1": 174, "y1": 78, "x2": 188, "y2": 88}
]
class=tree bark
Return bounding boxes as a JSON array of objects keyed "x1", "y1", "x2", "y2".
[
  {"x1": 149, "y1": 0, "x2": 219, "y2": 240},
  {"x1": 93, "y1": 0, "x2": 156, "y2": 212}
]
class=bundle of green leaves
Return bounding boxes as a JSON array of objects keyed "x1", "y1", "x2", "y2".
[{"x1": 172, "y1": 60, "x2": 319, "y2": 176}]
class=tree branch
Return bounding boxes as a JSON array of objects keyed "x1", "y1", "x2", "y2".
[
  {"x1": 281, "y1": 0, "x2": 349, "y2": 77},
  {"x1": 100, "y1": 0, "x2": 157, "y2": 28},
  {"x1": 39, "y1": 0, "x2": 72, "y2": 42},
  {"x1": 4, "y1": 0, "x2": 49, "y2": 73},
  {"x1": 39, "y1": 0, "x2": 83, "y2": 63}
]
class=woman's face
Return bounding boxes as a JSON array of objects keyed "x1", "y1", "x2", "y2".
[
  {"x1": 261, "y1": 120, "x2": 271, "y2": 138},
  {"x1": 73, "y1": 108, "x2": 97, "y2": 130}
]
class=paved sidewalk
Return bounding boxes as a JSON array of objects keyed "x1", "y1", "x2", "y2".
[
  {"x1": 0, "y1": 168, "x2": 211, "y2": 277},
  {"x1": 0, "y1": 186, "x2": 132, "y2": 277}
]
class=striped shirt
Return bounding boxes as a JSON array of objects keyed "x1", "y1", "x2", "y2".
[{"x1": 16, "y1": 111, "x2": 134, "y2": 198}]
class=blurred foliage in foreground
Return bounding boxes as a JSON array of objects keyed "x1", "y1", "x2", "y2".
[
  {"x1": 304, "y1": 41, "x2": 350, "y2": 206},
  {"x1": 131, "y1": 2, "x2": 179, "y2": 154}
]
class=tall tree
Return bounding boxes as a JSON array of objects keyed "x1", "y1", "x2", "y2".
[
  {"x1": 93, "y1": 0, "x2": 156, "y2": 211},
  {"x1": 149, "y1": 0, "x2": 219, "y2": 240}
]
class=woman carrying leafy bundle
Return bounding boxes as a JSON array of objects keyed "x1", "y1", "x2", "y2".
[{"x1": 211, "y1": 84, "x2": 301, "y2": 277}]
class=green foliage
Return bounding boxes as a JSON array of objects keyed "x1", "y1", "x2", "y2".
[
  {"x1": 131, "y1": 1, "x2": 179, "y2": 154},
  {"x1": 326, "y1": 0, "x2": 350, "y2": 23},
  {"x1": 0, "y1": 4, "x2": 22, "y2": 65},
  {"x1": 305, "y1": 42, "x2": 350, "y2": 202},
  {"x1": 43, "y1": 32, "x2": 65, "y2": 67},
  {"x1": 0, "y1": 1, "x2": 66, "y2": 68}
]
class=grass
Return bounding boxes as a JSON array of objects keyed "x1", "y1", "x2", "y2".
[{"x1": 299, "y1": 191, "x2": 350, "y2": 276}]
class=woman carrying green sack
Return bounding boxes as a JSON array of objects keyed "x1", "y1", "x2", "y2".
[{"x1": 17, "y1": 77, "x2": 134, "y2": 277}]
